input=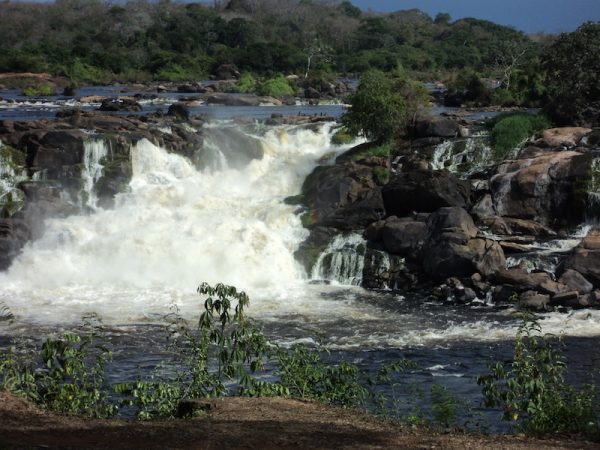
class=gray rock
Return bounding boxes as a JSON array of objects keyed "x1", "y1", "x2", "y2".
[{"x1": 558, "y1": 269, "x2": 593, "y2": 294}]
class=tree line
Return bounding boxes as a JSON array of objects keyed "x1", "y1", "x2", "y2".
[{"x1": 0, "y1": 0, "x2": 536, "y2": 82}]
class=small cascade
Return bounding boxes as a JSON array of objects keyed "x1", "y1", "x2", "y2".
[
  {"x1": 311, "y1": 233, "x2": 366, "y2": 286},
  {"x1": 430, "y1": 132, "x2": 493, "y2": 175},
  {"x1": 0, "y1": 142, "x2": 28, "y2": 215},
  {"x1": 80, "y1": 139, "x2": 109, "y2": 209}
]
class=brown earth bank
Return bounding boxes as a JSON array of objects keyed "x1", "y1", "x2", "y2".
[{"x1": 0, "y1": 391, "x2": 598, "y2": 450}]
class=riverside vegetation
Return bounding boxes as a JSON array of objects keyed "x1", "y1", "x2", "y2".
[{"x1": 1, "y1": 284, "x2": 598, "y2": 437}]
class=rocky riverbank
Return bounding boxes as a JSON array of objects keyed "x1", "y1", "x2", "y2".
[
  {"x1": 1, "y1": 102, "x2": 600, "y2": 316},
  {"x1": 295, "y1": 115, "x2": 600, "y2": 312}
]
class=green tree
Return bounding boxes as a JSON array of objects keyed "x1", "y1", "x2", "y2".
[
  {"x1": 542, "y1": 22, "x2": 600, "y2": 127},
  {"x1": 342, "y1": 70, "x2": 407, "y2": 141}
]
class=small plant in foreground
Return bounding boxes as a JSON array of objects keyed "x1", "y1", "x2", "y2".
[
  {"x1": 477, "y1": 314, "x2": 598, "y2": 435},
  {"x1": 0, "y1": 314, "x2": 116, "y2": 418}
]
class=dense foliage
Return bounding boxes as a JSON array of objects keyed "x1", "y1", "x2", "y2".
[
  {"x1": 488, "y1": 112, "x2": 552, "y2": 160},
  {"x1": 0, "y1": 0, "x2": 535, "y2": 83},
  {"x1": 477, "y1": 315, "x2": 597, "y2": 435},
  {"x1": 541, "y1": 22, "x2": 600, "y2": 127}
]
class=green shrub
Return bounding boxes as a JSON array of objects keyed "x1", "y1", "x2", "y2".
[
  {"x1": 230, "y1": 72, "x2": 257, "y2": 93},
  {"x1": 352, "y1": 141, "x2": 392, "y2": 161},
  {"x1": 22, "y1": 84, "x2": 56, "y2": 97},
  {"x1": 342, "y1": 70, "x2": 407, "y2": 141},
  {"x1": 477, "y1": 314, "x2": 597, "y2": 435},
  {"x1": 0, "y1": 315, "x2": 117, "y2": 418},
  {"x1": 331, "y1": 128, "x2": 355, "y2": 146},
  {"x1": 256, "y1": 74, "x2": 294, "y2": 97},
  {"x1": 489, "y1": 113, "x2": 551, "y2": 160},
  {"x1": 372, "y1": 167, "x2": 390, "y2": 185}
]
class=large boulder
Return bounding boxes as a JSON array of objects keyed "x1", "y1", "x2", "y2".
[
  {"x1": 535, "y1": 127, "x2": 592, "y2": 149},
  {"x1": 491, "y1": 267, "x2": 562, "y2": 295},
  {"x1": 490, "y1": 150, "x2": 593, "y2": 226},
  {"x1": 382, "y1": 169, "x2": 470, "y2": 217},
  {"x1": 421, "y1": 207, "x2": 505, "y2": 279},
  {"x1": 301, "y1": 162, "x2": 386, "y2": 230},
  {"x1": 565, "y1": 228, "x2": 600, "y2": 287},
  {"x1": 413, "y1": 116, "x2": 459, "y2": 138},
  {"x1": 379, "y1": 215, "x2": 428, "y2": 258}
]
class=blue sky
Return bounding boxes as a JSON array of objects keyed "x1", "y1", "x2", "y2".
[{"x1": 351, "y1": 0, "x2": 600, "y2": 33}]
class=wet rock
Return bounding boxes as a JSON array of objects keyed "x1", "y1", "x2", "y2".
[
  {"x1": 565, "y1": 228, "x2": 600, "y2": 287},
  {"x1": 167, "y1": 102, "x2": 190, "y2": 120},
  {"x1": 380, "y1": 215, "x2": 427, "y2": 258},
  {"x1": 98, "y1": 97, "x2": 142, "y2": 112},
  {"x1": 535, "y1": 127, "x2": 592, "y2": 149},
  {"x1": 558, "y1": 269, "x2": 593, "y2": 294},
  {"x1": 294, "y1": 226, "x2": 339, "y2": 274},
  {"x1": 471, "y1": 194, "x2": 495, "y2": 219},
  {"x1": 491, "y1": 267, "x2": 562, "y2": 295},
  {"x1": 382, "y1": 169, "x2": 470, "y2": 217},
  {"x1": 421, "y1": 207, "x2": 505, "y2": 279},
  {"x1": 413, "y1": 116, "x2": 459, "y2": 138},
  {"x1": 300, "y1": 161, "x2": 385, "y2": 230},
  {"x1": 481, "y1": 217, "x2": 557, "y2": 237},
  {"x1": 520, "y1": 290, "x2": 551, "y2": 311}
]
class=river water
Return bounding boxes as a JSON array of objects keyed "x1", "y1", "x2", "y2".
[{"x1": 1, "y1": 89, "x2": 599, "y2": 429}]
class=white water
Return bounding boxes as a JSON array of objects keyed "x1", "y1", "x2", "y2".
[
  {"x1": 80, "y1": 139, "x2": 109, "y2": 209},
  {"x1": 2, "y1": 122, "x2": 600, "y2": 347},
  {"x1": 311, "y1": 233, "x2": 366, "y2": 286},
  {"x1": 430, "y1": 133, "x2": 493, "y2": 175}
]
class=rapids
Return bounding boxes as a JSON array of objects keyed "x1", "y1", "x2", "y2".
[{"x1": 2, "y1": 120, "x2": 600, "y2": 349}]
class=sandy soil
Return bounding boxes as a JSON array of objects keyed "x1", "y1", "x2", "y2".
[{"x1": 0, "y1": 390, "x2": 598, "y2": 450}]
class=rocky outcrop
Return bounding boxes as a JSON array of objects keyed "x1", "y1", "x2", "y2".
[
  {"x1": 421, "y1": 207, "x2": 505, "y2": 280},
  {"x1": 565, "y1": 228, "x2": 600, "y2": 287},
  {"x1": 382, "y1": 169, "x2": 470, "y2": 217},
  {"x1": 490, "y1": 150, "x2": 593, "y2": 227},
  {"x1": 300, "y1": 162, "x2": 386, "y2": 230},
  {"x1": 535, "y1": 127, "x2": 592, "y2": 149}
]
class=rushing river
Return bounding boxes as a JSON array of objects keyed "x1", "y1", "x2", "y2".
[{"x1": 1, "y1": 90, "x2": 599, "y2": 430}]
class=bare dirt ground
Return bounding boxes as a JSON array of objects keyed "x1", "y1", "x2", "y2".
[{"x1": 0, "y1": 390, "x2": 598, "y2": 450}]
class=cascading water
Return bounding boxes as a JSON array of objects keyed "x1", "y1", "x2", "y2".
[
  {"x1": 80, "y1": 139, "x2": 109, "y2": 209},
  {"x1": 0, "y1": 141, "x2": 28, "y2": 215},
  {"x1": 430, "y1": 132, "x2": 493, "y2": 175},
  {"x1": 1, "y1": 120, "x2": 600, "y2": 348},
  {"x1": 311, "y1": 233, "x2": 366, "y2": 286}
]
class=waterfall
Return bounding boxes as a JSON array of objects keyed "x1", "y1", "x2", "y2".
[
  {"x1": 430, "y1": 133, "x2": 493, "y2": 175},
  {"x1": 0, "y1": 122, "x2": 365, "y2": 325},
  {"x1": 80, "y1": 139, "x2": 109, "y2": 209},
  {"x1": 311, "y1": 233, "x2": 366, "y2": 286}
]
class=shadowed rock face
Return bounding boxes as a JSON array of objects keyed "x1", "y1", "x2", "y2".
[
  {"x1": 382, "y1": 169, "x2": 470, "y2": 217},
  {"x1": 300, "y1": 161, "x2": 386, "y2": 231},
  {"x1": 421, "y1": 207, "x2": 505, "y2": 280}
]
